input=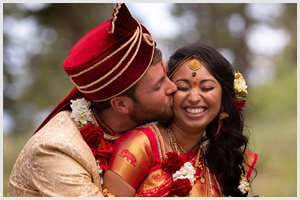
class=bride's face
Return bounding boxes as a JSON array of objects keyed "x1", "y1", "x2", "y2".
[{"x1": 171, "y1": 59, "x2": 222, "y2": 130}]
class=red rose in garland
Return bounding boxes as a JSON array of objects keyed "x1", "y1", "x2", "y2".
[
  {"x1": 93, "y1": 138, "x2": 113, "y2": 171},
  {"x1": 162, "y1": 152, "x2": 185, "y2": 174},
  {"x1": 233, "y1": 97, "x2": 246, "y2": 113},
  {"x1": 168, "y1": 178, "x2": 192, "y2": 197},
  {"x1": 81, "y1": 123, "x2": 103, "y2": 149}
]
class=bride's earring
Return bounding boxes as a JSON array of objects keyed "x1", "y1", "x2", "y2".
[{"x1": 214, "y1": 110, "x2": 229, "y2": 140}]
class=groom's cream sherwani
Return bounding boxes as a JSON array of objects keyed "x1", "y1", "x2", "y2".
[{"x1": 7, "y1": 111, "x2": 103, "y2": 197}]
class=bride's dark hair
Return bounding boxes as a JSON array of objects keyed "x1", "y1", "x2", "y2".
[{"x1": 167, "y1": 43, "x2": 254, "y2": 196}]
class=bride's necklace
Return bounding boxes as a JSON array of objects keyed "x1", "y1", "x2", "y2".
[
  {"x1": 167, "y1": 127, "x2": 206, "y2": 184},
  {"x1": 167, "y1": 127, "x2": 186, "y2": 154},
  {"x1": 167, "y1": 127, "x2": 201, "y2": 154},
  {"x1": 167, "y1": 127, "x2": 222, "y2": 195}
]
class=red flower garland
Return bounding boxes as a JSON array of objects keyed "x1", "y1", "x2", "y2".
[
  {"x1": 81, "y1": 123, "x2": 103, "y2": 149},
  {"x1": 81, "y1": 123, "x2": 113, "y2": 171},
  {"x1": 162, "y1": 152, "x2": 193, "y2": 197},
  {"x1": 162, "y1": 152, "x2": 185, "y2": 174},
  {"x1": 169, "y1": 178, "x2": 192, "y2": 197}
]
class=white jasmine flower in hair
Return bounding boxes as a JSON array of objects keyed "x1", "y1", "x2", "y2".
[
  {"x1": 238, "y1": 176, "x2": 250, "y2": 194},
  {"x1": 70, "y1": 98, "x2": 92, "y2": 125},
  {"x1": 172, "y1": 162, "x2": 196, "y2": 185},
  {"x1": 234, "y1": 72, "x2": 248, "y2": 96}
]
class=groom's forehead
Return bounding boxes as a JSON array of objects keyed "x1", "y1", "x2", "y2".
[{"x1": 138, "y1": 62, "x2": 165, "y2": 87}]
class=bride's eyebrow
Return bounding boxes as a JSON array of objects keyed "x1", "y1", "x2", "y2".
[
  {"x1": 175, "y1": 79, "x2": 189, "y2": 84},
  {"x1": 200, "y1": 79, "x2": 217, "y2": 84}
]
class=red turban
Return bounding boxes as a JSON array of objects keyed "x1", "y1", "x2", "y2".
[
  {"x1": 64, "y1": 3, "x2": 155, "y2": 101},
  {"x1": 34, "y1": 3, "x2": 155, "y2": 133}
]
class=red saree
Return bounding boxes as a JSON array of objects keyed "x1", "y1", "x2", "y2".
[{"x1": 108, "y1": 124, "x2": 258, "y2": 197}]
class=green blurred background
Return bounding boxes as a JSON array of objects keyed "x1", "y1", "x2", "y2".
[{"x1": 3, "y1": 3, "x2": 297, "y2": 197}]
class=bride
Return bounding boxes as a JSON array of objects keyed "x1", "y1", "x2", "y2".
[{"x1": 103, "y1": 44, "x2": 258, "y2": 197}]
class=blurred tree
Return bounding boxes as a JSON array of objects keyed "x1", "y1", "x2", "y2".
[
  {"x1": 3, "y1": 3, "x2": 114, "y2": 134},
  {"x1": 160, "y1": 3, "x2": 296, "y2": 80},
  {"x1": 274, "y1": 3, "x2": 296, "y2": 76},
  {"x1": 163, "y1": 4, "x2": 250, "y2": 73}
]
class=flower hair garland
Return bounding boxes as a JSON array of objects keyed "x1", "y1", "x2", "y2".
[
  {"x1": 70, "y1": 98, "x2": 113, "y2": 185},
  {"x1": 238, "y1": 175, "x2": 250, "y2": 194},
  {"x1": 232, "y1": 72, "x2": 251, "y2": 195},
  {"x1": 233, "y1": 71, "x2": 248, "y2": 112}
]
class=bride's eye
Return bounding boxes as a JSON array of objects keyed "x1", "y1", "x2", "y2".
[
  {"x1": 176, "y1": 81, "x2": 190, "y2": 91},
  {"x1": 177, "y1": 87, "x2": 190, "y2": 91},
  {"x1": 201, "y1": 87, "x2": 214, "y2": 92}
]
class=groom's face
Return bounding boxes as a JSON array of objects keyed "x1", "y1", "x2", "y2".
[{"x1": 128, "y1": 60, "x2": 177, "y2": 124}]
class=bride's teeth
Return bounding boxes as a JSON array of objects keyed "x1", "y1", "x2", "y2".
[{"x1": 186, "y1": 108, "x2": 205, "y2": 114}]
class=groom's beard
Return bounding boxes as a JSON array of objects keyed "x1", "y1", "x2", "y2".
[{"x1": 129, "y1": 99, "x2": 174, "y2": 125}]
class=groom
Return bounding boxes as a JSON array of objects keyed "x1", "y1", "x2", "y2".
[{"x1": 7, "y1": 3, "x2": 176, "y2": 197}]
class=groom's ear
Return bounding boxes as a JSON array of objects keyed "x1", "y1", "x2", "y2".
[{"x1": 110, "y1": 96, "x2": 133, "y2": 114}]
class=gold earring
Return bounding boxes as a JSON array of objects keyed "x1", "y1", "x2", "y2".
[{"x1": 214, "y1": 111, "x2": 229, "y2": 140}]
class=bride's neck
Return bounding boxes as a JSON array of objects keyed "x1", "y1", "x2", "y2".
[{"x1": 169, "y1": 122, "x2": 205, "y2": 153}]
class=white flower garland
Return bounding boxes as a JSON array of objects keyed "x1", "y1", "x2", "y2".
[
  {"x1": 172, "y1": 161, "x2": 196, "y2": 186},
  {"x1": 70, "y1": 98, "x2": 92, "y2": 128}
]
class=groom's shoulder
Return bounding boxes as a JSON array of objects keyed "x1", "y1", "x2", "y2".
[{"x1": 34, "y1": 110, "x2": 83, "y2": 144}]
